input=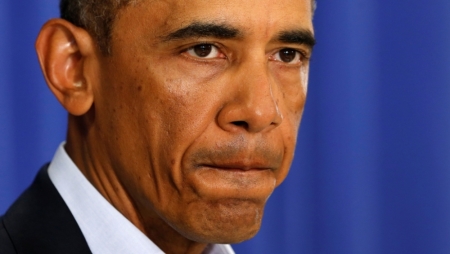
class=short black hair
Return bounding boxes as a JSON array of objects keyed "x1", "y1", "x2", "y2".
[{"x1": 60, "y1": 0, "x2": 132, "y2": 54}]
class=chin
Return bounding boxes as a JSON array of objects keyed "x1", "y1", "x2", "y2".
[
  {"x1": 208, "y1": 223, "x2": 261, "y2": 244},
  {"x1": 178, "y1": 198, "x2": 266, "y2": 244}
]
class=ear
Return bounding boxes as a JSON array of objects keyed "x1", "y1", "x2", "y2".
[{"x1": 35, "y1": 19, "x2": 98, "y2": 116}]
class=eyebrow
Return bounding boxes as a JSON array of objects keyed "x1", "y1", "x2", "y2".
[
  {"x1": 277, "y1": 29, "x2": 316, "y2": 49},
  {"x1": 162, "y1": 22, "x2": 241, "y2": 41},
  {"x1": 161, "y1": 21, "x2": 316, "y2": 50}
]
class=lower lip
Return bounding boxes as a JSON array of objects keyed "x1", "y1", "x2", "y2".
[{"x1": 186, "y1": 166, "x2": 277, "y2": 200}]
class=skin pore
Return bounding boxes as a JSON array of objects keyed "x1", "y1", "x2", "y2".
[{"x1": 36, "y1": 0, "x2": 314, "y2": 253}]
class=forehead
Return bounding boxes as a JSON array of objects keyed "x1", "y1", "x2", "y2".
[{"x1": 117, "y1": 0, "x2": 313, "y2": 39}]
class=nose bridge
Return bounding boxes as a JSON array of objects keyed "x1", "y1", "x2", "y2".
[
  {"x1": 240, "y1": 60, "x2": 279, "y2": 117},
  {"x1": 218, "y1": 56, "x2": 283, "y2": 133}
]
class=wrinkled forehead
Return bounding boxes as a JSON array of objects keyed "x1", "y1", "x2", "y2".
[
  {"x1": 125, "y1": 0, "x2": 316, "y2": 14},
  {"x1": 116, "y1": 0, "x2": 314, "y2": 40}
]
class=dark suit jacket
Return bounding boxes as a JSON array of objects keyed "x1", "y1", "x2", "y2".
[{"x1": 0, "y1": 165, "x2": 91, "y2": 253}]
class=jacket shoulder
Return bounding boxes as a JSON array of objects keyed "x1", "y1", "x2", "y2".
[
  {"x1": 2, "y1": 164, "x2": 91, "y2": 254},
  {"x1": 0, "y1": 216, "x2": 16, "y2": 253}
]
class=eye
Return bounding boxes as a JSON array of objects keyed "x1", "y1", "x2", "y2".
[
  {"x1": 186, "y1": 44, "x2": 223, "y2": 59},
  {"x1": 273, "y1": 48, "x2": 302, "y2": 64}
]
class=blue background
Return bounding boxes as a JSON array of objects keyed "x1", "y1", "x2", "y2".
[{"x1": 1, "y1": 1, "x2": 450, "y2": 253}]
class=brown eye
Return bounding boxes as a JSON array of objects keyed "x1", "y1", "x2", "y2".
[
  {"x1": 186, "y1": 44, "x2": 221, "y2": 59},
  {"x1": 274, "y1": 48, "x2": 301, "y2": 64},
  {"x1": 279, "y1": 49, "x2": 296, "y2": 62},
  {"x1": 194, "y1": 44, "x2": 212, "y2": 57}
]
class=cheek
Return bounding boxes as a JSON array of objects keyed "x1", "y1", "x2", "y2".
[
  {"x1": 270, "y1": 64, "x2": 308, "y2": 121},
  {"x1": 147, "y1": 57, "x2": 229, "y2": 134},
  {"x1": 131, "y1": 59, "x2": 229, "y2": 190},
  {"x1": 147, "y1": 66, "x2": 221, "y2": 144},
  {"x1": 269, "y1": 65, "x2": 308, "y2": 185},
  {"x1": 272, "y1": 118, "x2": 301, "y2": 186}
]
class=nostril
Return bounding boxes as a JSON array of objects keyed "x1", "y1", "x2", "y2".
[{"x1": 231, "y1": 121, "x2": 249, "y2": 129}]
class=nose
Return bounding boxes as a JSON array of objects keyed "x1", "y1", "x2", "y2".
[{"x1": 217, "y1": 61, "x2": 283, "y2": 133}]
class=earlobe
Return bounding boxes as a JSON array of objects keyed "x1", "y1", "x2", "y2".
[{"x1": 35, "y1": 18, "x2": 97, "y2": 116}]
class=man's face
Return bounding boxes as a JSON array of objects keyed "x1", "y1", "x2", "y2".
[{"x1": 92, "y1": 0, "x2": 313, "y2": 243}]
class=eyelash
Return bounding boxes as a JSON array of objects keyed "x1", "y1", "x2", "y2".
[{"x1": 295, "y1": 49, "x2": 309, "y2": 60}]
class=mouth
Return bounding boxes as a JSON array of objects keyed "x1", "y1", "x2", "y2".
[
  {"x1": 192, "y1": 151, "x2": 281, "y2": 173},
  {"x1": 196, "y1": 162, "x2": 274, "y2": 172},
  {"x1": 184, "y1": 143, "x2": 284, "y2": 200},
  {"x1": 186, "y1": 159, "x2": 278, "y2": 200}
]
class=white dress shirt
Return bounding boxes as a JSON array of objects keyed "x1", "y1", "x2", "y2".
[{"x1": 48, "y1": 143, "x2": 235, "y2": 254}]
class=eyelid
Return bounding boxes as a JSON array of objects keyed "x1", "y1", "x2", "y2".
[{"x1": 297, "y1": 49, "x2": 309, "y2": 60}]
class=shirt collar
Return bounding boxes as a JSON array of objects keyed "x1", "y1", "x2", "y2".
[{"x1": 48, "y1": 142, "x2": 234, "y2": 254}]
